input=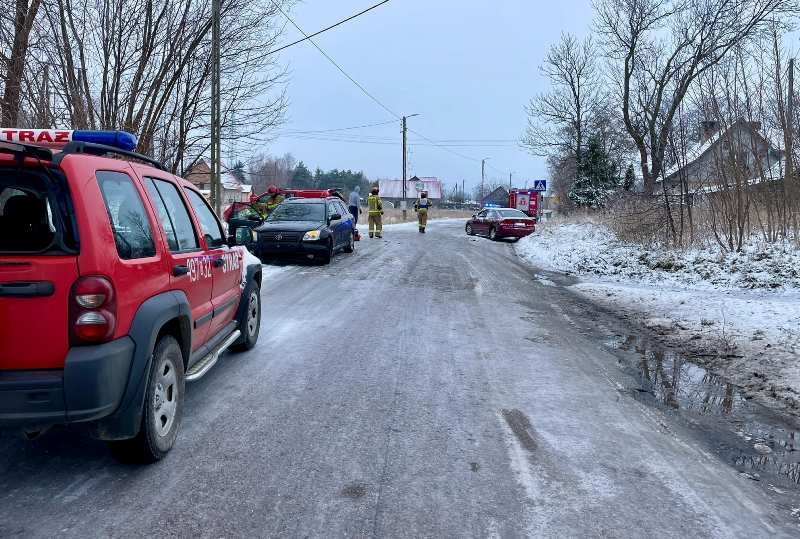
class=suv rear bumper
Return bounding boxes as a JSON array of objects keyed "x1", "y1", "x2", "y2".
[{"x1": 0, "y1": 337, "x2": 134, "y2": 427}]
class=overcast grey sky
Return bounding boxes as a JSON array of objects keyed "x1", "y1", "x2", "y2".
[{"x1": 265, "y1": 0, "x2": 594, "y2": 193}]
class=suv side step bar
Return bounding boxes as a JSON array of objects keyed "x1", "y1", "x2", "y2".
[{"x1": 185, "y1": 329, "x2": 241, "y2": 382}]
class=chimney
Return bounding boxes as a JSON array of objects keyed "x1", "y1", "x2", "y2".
[{"x1": 701, "y1": 121, "x2": 720, "y2": 142}]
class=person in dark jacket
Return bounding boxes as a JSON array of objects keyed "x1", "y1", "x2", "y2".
[{"x1": 348, "y1": 186, "x2": 362, "y2": 225}]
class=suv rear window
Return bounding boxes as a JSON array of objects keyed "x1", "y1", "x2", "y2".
[{"x1": 0, "y1": 167, "x2": 78, "y2": 254}]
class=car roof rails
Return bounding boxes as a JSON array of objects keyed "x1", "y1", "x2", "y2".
[
  {"x1": 0, "y1": 141, "x2": 54, "y2": 162},
  {"x1": 54, "y1": 141, "x2": 166, "y2": 171}
]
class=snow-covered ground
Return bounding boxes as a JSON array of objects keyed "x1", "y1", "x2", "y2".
[{"x1": 517, "y1": 221, "x2": 800, "y2": 414}]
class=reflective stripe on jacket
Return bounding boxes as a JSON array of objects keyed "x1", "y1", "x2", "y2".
[
  {"x1": 265, "y1": 195, "x2": 285, "y2": 212},
  {"x1": 367, "y1": 194, "x2": 382, "y2": 214}
]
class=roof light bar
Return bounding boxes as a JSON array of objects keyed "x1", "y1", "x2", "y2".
[{"x1": 0, "y1": 128, "x2": 138, "y2": 152}]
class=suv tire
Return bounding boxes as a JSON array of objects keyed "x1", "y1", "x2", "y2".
[
  {"x1": 231, "y1": 280, "x2": 261, "y2": 352},
  {"x1": 108, "y1": 335, "x2": 185, "y2": 463}
]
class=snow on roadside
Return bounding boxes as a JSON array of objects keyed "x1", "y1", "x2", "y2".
[
  {"x1": 516, "y1": 221, "x2": 800, "y2": 413},
  {"x1": 516, "y1": 222, "x2": 800, "y2": 291}
]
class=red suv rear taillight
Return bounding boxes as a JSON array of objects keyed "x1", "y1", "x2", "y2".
[{"x1": 70, "y1": 276, "x2": 117, "y2": 345}]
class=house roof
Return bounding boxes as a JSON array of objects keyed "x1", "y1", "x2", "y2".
[
  {"x1": 185, "y1": 159, "x2": 252, "y2": 193},
  {"x1": 481, "y1": 186, "x2": 509, "y2": 205},
  {"x1": 663, "y1": 120, "x2": 779, "y2": 180},
  {"x1": 378, "y1": 176, "x2": 443, "y2": 199}
]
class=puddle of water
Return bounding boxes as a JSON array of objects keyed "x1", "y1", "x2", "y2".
[{"x1": 606, "y1": 334, "x2": 800, "y2": 489}]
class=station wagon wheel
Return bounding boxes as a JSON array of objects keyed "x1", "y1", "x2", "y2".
[
  {"x1": 466, "y1": 223, "x2": 474, "y2": 236},
  {"x1": 321, "y1": 238, "x2": 334, "y2": 265},
  {"x1": 343, "y1": 230, "x2": 354, "y2": 253},
  {"x1": 489, "y1": 227, "x2": 497, "y2": 240}
]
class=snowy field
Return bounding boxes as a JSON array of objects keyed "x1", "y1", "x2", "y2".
[{"x1": 517, "y1": 222, "x2": 800, "y2": 413}]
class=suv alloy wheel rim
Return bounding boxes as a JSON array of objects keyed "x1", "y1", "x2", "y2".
[
  {"x1": 247, "y1": 290, "x2": 259, "y2": 336},
  {"x1": 153, "y1": 357, "x2": 178, "y2": 437}
]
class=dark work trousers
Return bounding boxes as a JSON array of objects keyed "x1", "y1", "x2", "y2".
[{"x1": 349, "y1": 206, "x2": 359, "y2": 225}]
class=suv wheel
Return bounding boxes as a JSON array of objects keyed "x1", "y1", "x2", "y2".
[
  {"x1": 466, "y1": 223, "x2": 474, "y2": 236},
  {"x1": 231, "y1": 280, "x2": 261, "y2": 352},
  {"x1": 489, "y1": 227, "x2": 498, "y2": 240},
  {"x1": 343, "y1": 231, "x2": 354, "y2": 253},
  {"x1": 108, "y1": 336, "x2": 184, "y2": 463}
]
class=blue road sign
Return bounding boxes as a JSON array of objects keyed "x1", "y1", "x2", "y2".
[{"x1": 533, "y1": 180, "x2": 547, "y2": 191}]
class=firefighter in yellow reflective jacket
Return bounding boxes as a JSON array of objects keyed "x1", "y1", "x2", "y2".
[
  {"x1": 367, "y1": 186, "x2": 383, "y2": 239},
  {"x1": 413, "y1": 190, "x2": 432, "y2": 233},
  {"x1": 254, "y1": 185, "x2": 285, "y2": 217}
]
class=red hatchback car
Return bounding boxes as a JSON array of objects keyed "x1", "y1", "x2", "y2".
[{"x1": 465, "y1": 207, "x2": 536, "y2": 241}]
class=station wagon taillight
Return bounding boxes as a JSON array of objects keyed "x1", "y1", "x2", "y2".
[{"x1": 70, "y1": 276, "x2": 117, "y2": 344}]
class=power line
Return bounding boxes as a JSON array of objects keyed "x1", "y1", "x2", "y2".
[
  {"x1": 279, "y1": 120, "x2": 397, "y2": 135},
  {"x1": 271, "y1": 1, "x2": 516, "y2": 172},
  {"x1": 268, "y1": 0, "x2": 390, "y2": 56},
  {"x1": 279, "y1": 133, "x2": 522, "y2": 148},
  {"x1": 271, "y1": 0, "x2": 401, "y2": 120},
  {"x1": 407, "y1": 127, "x2": 482, "y2": 163}
]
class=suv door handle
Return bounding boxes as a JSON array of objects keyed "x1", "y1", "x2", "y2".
[
  {"x1": 212, "y1": 258, "x2": 224, "y2": 268},
  {"x1": 173, "y1": 265, "x2": 189, "y2": 276}
]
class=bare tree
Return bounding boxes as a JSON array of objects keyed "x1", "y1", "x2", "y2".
[
  {"x1": 0, "y1": 0, "x2": 43, "y2": 125},
  {"x1": 9, "y1": 0, "x2": 291, "y2": 174},
  {"x1": 596, "y1": 0, "x2": 796, "y2": 194},
  {"x1": 248, "y1": 152, "x2": 296, "y2": 194},
  {"x1": 523, "y1": 33, "x2": 600, "y2": 171}
]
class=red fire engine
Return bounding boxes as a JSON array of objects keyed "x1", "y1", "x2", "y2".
[{"x1": 508, "y1": 189, "x2": 539, "y2": 219}]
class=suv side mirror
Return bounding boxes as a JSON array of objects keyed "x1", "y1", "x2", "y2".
[{"x1": 329, "y1": 213, "x2": 341, "y2": 223}]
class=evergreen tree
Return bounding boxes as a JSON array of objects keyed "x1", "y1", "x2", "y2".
[
  {"x1": 290, "y1": 161, "x2": 313, "y2": 188},
  {"x1": 623, "y1": 165, "x2": 635, "y2": 191},
  {"x1": 569, "y1": 136, "x2": 619, "y2": 207},
  {"x1": 230, "y1": 160, "x2": 247, "y2": 184}
]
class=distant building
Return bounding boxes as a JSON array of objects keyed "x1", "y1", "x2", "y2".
[
  {"x1": 379, "y1": 176, "x2": 444, "y2": 205},
  {"x1": 481, "y1": 186, "x2": 509, "y2": 207},
  {"x1": 662, "y1": 119, "x2": 785, "y2": 193},
  {"x1": 184, "y1": 160, "x2": 252, "y2": 205}
]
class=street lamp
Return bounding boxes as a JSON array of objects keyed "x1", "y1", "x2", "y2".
[{"x1": 402, "y1": 113, "x2": 420, "y2": 220}]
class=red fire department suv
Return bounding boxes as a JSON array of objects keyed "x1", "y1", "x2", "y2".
[{"x1": 0, "y1": 129, "x2": 263, "y2": 462}]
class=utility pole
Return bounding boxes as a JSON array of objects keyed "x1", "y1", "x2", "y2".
[
  {"x1": 509, "y1": 171, "x2": 512, "y2": 189},
  {"x1": 210, "y1": 0, "x2": 222, "y2": 214},
  {"x1": 462, "y1": 179, "x2": 465, "y2": 202},
  {"x1": 402, "y1": 116, "x2": 407, "y2": 220},
  {"x1": 481, "y1": 157, "x2": 490, "y2": 203},
  {"x1": 400, "y1": 114, "x2": 419, "y2": 220}
]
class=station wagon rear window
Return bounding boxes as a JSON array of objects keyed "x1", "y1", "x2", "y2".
[{"x1": 497, "y1": 209, "x2": 528, "y2": 218}]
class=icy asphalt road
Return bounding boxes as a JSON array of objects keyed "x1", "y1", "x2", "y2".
[{"x1": 0, "y1": 220, "x2": 796, "y2": 538}]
